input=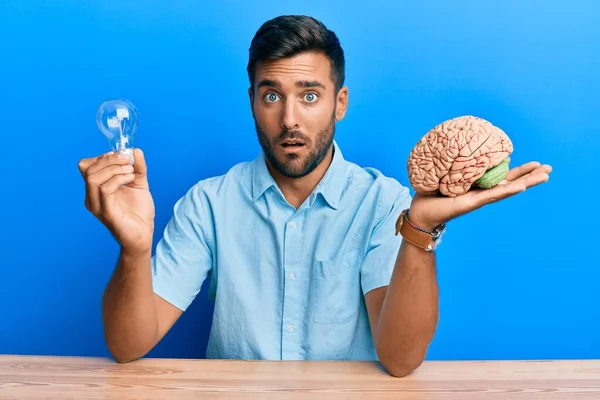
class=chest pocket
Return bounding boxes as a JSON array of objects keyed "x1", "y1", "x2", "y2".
[{"x1": 313, "y1": 249, "x2": 362, "y2": 324}]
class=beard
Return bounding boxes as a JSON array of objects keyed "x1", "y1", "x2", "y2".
[{"x1": 255, "y1": 116, "x2": 336, "y2": 179}]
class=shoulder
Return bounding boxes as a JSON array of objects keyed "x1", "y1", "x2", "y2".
[
  {"x1": 343, "y1": 160, "x2": 412, "y2": 219},
  {"x1": 165, "y1": 161, "x2": 252, "y2": 239},
  {"x1": 348, "y1": 162, "x2": 409, "y2": 193},
  {"x1": 177, "y1": 160, "x2": 253, "y2": 204}
]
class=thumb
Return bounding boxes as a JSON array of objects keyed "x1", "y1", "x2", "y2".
[
  {"x1": 131, "y1": 148, "x2": 149, "y2": 190},
  {"x1": 132, "y1": 148, "x2": 147, "y2": 175}
]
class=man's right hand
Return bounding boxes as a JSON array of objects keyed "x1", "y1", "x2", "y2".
[{"x1": 78, "y1": 148, "x2": 155, "y2": 254}]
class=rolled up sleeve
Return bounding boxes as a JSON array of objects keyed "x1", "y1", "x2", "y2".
[
  {"x1": 360, "y1": 182, "x2": 412, "y2": 295},
  {"x1": 151, "y1": 184, "x2": 213, "y2": 311}
]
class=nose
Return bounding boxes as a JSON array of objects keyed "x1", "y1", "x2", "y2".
[{"x1": 280, "y1": 100, "x2": 299, "y2": 131}]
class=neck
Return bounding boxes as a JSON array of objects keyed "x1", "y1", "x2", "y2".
[{"x1": 267, "y1": 145, "x2": 334, "y2": 209}]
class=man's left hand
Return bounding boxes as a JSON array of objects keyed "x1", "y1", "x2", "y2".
[{"x1": 407, "y1": 161, "x2": 552, "y2": 231}]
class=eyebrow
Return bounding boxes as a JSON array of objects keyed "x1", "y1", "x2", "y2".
[
  {"x1": 257, "y1": 79, "x2": 280, "y2": 89},
  {"x1": 296, "y1": 80, "x2": 326, "y2": 89},
  {"x1": 256, "y1": 79, "x2": 326, "y2": 90}
]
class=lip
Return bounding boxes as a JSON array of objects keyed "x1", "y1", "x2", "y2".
[{"x1": 279, "y1": 143, "x2": 306, "y2": 153}]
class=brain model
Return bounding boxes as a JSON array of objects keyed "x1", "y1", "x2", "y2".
[{"x1": 407, "y1": 116, "x2": 514, "y2": 197}]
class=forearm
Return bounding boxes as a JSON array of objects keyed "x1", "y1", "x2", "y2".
[
  {"x1": 376, "y1": 240, "x2": 439, "y2": 376},
  {"x1": 102, "y1": 248, "x2": 158, "y2": 363}
]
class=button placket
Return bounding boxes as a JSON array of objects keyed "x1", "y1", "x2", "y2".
[{"x1": 281, "y1": 213, "x2": 304, "y2": 359}]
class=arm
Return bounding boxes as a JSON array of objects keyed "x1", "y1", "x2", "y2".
[
  {"x1": 102, "y1": 248, "x2": 183, "y2": 363},
  {"x1": 359, "y1": 184, "x2": 436, "y2": 378},
  {"x1": 366, "y1": 161, "x2": 551, "y2": 377},
  {"x1": 79, "y1": 149, "x2": 212, "y2": 363},
  {"x1": 103, "y1": 182, "x2": 214, "y2": 363},
  {"x1": 365, "y1": 236, "x2": 438, "y2": 377}
]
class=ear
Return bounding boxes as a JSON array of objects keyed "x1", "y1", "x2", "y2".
[
  {"x1": 335, "y1": 86, "x2": 349, "y2": 121},
  {"x1": 248, "y1": 87, "x2": 255, "y2": 118}
]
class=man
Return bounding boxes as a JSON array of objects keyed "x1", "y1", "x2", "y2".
[{"x1": 78, "y1": 15, "x2": 551, "y2": 377}]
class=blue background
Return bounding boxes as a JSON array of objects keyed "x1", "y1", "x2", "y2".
[{"x1": 1, "y1": 0, "x2": 598, "y2": 361}]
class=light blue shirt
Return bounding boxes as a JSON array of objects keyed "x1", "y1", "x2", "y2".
[{"x1": 151, "y1": 141, "x2": 412, "y2": 360}]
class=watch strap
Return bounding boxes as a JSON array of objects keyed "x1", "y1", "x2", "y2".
[{"x1": 395, "y1": 209, "x2": 445, "y2": 252}]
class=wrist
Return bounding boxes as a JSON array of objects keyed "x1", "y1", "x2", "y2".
[
  {"x1": 121, "y1": 245, "x2": 152, "y2": 259},
  {"x1": 396, "y1": 209, "x2": 447, "y2": 252},
  {"x1": 406, "y1": 211, "x2": 440, "y2": 233}
]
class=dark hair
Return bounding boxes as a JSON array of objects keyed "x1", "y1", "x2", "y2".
[{"x1": 247, "y1": 15, "x2": 345, "y2": 92}]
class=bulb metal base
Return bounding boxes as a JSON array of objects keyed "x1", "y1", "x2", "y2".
[{"x1": 118, "y1": 148, "x2": 135, "y2": 165}]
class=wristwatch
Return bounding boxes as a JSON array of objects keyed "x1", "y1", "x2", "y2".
[{"x1": 395, "y1": 209, "x2": 446, "y2": 252}]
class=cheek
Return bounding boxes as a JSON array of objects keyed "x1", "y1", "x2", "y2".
[
  {"x1": 254, "y1": 106, "x2": 281, "y2": 132},
  {"x1": 302, "y1": 104, "x2": 334, "y2": 129}
]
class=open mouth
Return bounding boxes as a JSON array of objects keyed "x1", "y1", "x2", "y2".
[{"x1": 280, "y1": 140, "x2": 305, "y2": 148}]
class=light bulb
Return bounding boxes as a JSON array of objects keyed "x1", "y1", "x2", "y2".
[{"x1": 96, "y1": 99, "x2": 138, "y2": 164}]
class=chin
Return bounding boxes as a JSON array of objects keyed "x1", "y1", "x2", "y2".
[
  {"x1": 274, "y1": 157, "x2": 311, "y2": 178},
  {"x1": 280, "y1": 162, "x2": 308, "y2": 178}
]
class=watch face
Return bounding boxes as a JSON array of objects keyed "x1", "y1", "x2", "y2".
[{"x1": 432, "y1": 228, "x2": 446, "y2": 249}]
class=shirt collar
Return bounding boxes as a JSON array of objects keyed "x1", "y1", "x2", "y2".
[
  {"x1": 251, "y1": 151, "x2": 278, "y2": 202},
  {"x1": 251, "y1": 140, "x2": 348, "y2": 210}
]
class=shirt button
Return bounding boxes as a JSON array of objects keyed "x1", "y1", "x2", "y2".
[
  {"x1": 288, "y1": 221, "x2": 296, "y2": 229},
  {"x1": 287, "y1": 325, "x2": 294, "y2": 333},
  {"x1": 289, "y1": 273, "x2": 296, "y2": 280}
]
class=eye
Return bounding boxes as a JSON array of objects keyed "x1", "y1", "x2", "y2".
[
  {"x1": 304, "y1": 93, "x2": 318, "y2": 103},
  {"x1": 264, "y1": 93, "x2": 280, "y2": 103}
]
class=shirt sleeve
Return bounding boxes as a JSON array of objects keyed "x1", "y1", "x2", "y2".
[
  {"x1": 151, "y1": 184, "x2": 213, "y2": 312},
  {"x1": 360, "y1": 181, "x2": 412, "y2": 295}
]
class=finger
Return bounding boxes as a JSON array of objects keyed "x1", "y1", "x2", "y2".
[
  {"x1": 78, "y1": 152, "x2": 110, "y2": 178},
  {"x1": 474, "y1": 168, "x2": 551, "y2": 206},
  {"x1": 100, "y1": 173, "x2": 136, "y2": 198},
  {"x1": 80, "y1": 152, "x2": 113, "y2": 212},
  {"x1": 505, "y1": 161, "x2": 541, "y2": 181},
  {"x1": 87, "y1": 164, "x2": 135, "y2": 214},
  {"x1": 472, "y1": 180, "x2": 527, "y2": 206},
  {"x1": 99, "y1": 173, "x2": 136, "y2": 212},
  {"x1": 512, "y1": 163, "x2": 551, "y2": 182},
  {"x1": 132, "y1": 148, "x2": 147, "y2": 175},
  {"x1": 514, "y1": 168, "x2": 551, "y2": 189},
  {"x1": 86, "y1": 151, "x2": 134, "y2": 177},
  {"x1": 129, "y1": 148, "x2": 150, "y2": 190}
]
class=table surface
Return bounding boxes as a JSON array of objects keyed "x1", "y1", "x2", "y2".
[{"x1": 1, "y1": 355, "x2": 599, "y2": 399}]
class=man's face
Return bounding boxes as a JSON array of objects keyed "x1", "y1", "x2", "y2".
[{"x1": 249, "y1": 51, "x2": 348, "y2": 178}]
